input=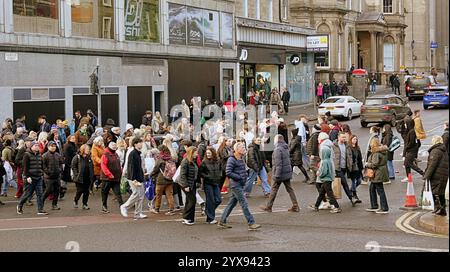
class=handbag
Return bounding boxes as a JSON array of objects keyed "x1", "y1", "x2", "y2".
[
  {"x1": 144, "y1": 177, "x2": 155, "y2": 201},
  {"x1": 364, "y1": 168, "x2": 375, "y2": 179},
  {"x1": 332, "y1": 177, "x2": 342, "y2": 199},
  {"x1": 421, "y1": 180, "x2": 435, "y2": 211}
]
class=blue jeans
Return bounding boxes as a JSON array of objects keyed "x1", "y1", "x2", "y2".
[
  {"x1": 18, "y1": 177, "x2": 44, "y2": 211},
  {"x1": 204, "y1": 183, "x2": 222, "y2": 222},
  {"x1": 351, "y1": 177, "x2": 361, "y2": 192},
  {"x1": 244, "y1": 167, "x2": 271, "y2": 195},
  {"x1": 1, "y1": 176, "x2": 17, "y2": 194},
  {"x1": 387, "y1": 160, "x2": 395, "y2": 179},
  {"x1": 220, "y1": 185, "x2": 255, "y2": 225},
  {"x1": 371, "y1": 83, "x2": 377, "y2": 94},
  {"x1": 369, "y1": 182, "x2": 389, "y2": 211}
]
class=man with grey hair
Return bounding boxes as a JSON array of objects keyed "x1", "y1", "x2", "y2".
[{"x1": 260, "y1": 135, "x2": 299, "y2": 212}]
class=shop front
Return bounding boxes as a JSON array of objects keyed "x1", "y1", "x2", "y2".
[{"x1": 286, "y1": 52, "x2": 315, "y2": 105}]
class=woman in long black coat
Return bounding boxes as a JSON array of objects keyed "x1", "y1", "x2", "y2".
[
  {"x1": 289, "y1": 129, "x2": 310, "y2": 182},
  {"x1": 62, "y1": 135, "x2": 78, "y2": 183},
  {"x1": 423, "y1": 136, "x2": 449, "y2": 216}
]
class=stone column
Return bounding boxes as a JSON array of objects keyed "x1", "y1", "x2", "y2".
[
  {"x1": 378, "y1": 33, "x2": 385, "y2": 73},
  {"x1": 370, "y1": 31, "x2": 377, "y2": 73},
  {"x1": 395, "y1": 35, "x2": 401, "y2": 72}
]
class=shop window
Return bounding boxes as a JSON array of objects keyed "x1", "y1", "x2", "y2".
[
  {"x1": 314, "y1": 52, "x2": 329, "y2": 68},
  {"x1": 13, "y1": 0, "x2": 59, "y2": 35},
  {"x1": 124, "y1": 0, "x2": 160, "y2": 43},
  {"x1": 72, "y1": 0, "x2": 115, "y2": 39},
  {"x1": 383, "y1": 0, "x2": 393, "y2": 13},
  {"x1": 384, "y1": 42, "x2": 394, "y2": 72}
]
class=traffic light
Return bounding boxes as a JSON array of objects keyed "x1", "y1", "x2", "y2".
[{"x1": 90, "y1": 72, "x2": 99, "y2": 94}]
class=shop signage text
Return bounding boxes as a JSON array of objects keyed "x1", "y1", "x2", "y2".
[
  {"x1": 307, "y1": 35, "x2": 328, "y2": 52},
  {"x1": 5, "y1": 53, "x2": 18, "y2": 62},
  {"x1": 290, "y1": 54, "x2": 301, "y2": 65}
]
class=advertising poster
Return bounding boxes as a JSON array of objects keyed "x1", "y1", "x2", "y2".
[
  {"x1": 221, "y1": 12, "x2": 233, "y2": 49},
  {"x1": 187, "y1": 7, "x2": 203, "y2": 46},
  {"x1": 255, "y1": 72, "x2": 272, "y2": 94},
  {"x1": 203, "y1": 10, "x2": 219, "y2": 47},
  {"x1": 125, "y1": 0, "x2": 160, "y2": 43},
  {"x1": 169, "y1": 3, "x2": 187, "y2": 45}
]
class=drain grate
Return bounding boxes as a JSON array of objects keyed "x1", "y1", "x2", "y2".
[{"x1": 224, "y1": 236, "x2": 262, "y2": 243}]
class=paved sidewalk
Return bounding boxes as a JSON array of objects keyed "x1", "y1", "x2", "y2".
[{"x1": 419, "y1": 211, "x2": 449, "y2": 235}]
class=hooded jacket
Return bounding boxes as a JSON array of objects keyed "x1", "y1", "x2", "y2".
[
  {"x1": 318, "y1": 146, "x2": 334, "y2": 183},
  {"x1": 100, "y1": 147, "x2": 122, "y2": 182},
  {"x1": 366, "y1": 145, "x2": 389, "y2": 183},
  {"x1": 381, "y1": 125, "x2": 394, "y2": 161},
  {"x1": 320, "y1": 138, "x2": 336, "y2": 173},
  {"x1": 403, "y1": 117, "x2": 419, "y2": 156},
  {"x1": 272, "y1": 140, "x2": 293, "y2": 182},
  {"x1": 423, "y1": 143, "x2": 449, "y2": 195}
]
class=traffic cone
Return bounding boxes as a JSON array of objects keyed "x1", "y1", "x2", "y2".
[{"x1": 400, "y1": 173, "x2": 420, "y2": 210}]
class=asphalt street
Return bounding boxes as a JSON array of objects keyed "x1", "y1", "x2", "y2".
[{"x1": 0, "y1": 99, "x2": 448, "y2": 252}]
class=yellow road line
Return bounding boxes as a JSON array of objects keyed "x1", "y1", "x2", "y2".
[{"x1": 395, "y1": 212, "x2": 448, "y2": 239}]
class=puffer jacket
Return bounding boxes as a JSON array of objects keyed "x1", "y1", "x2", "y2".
[
  {"x1": 22, "y1": 149, "x2": 43, "y2": 180},
  {"x1": 366, "y1": 145, "x2": 389, "y2": 183},
  {"x1": 307, "y1": 132, "x2": 320, "y2": 156},
  {"x1": 91, "y1": 145, "x2": 104, "y2": 176},
  {"x1": 178, "y1": 158, "x2": 198, "y2": 189},
  {"x1": 199, "y1": 159, "x2": 222, "y2": 185},
  {"x1": 226, "y1": 155, "x2": 248, "y2": 188},
  {"x1": 71, "y1": 154, "x2": 94, "y2": 184},
  {"x1": 289, "y1": 135, "x2": 303, "y2": 166},
  {"x1": 247, "y1": 143, "x2": 265, "y2": 171},
  {"x1": 423, "y1": 143, "x2": 449, "y2": 195},
  {"x1": 42, "y1": 151, "x2": 63, "y2": 179},
  {"x1": 272, "y1": 140, "x2": 293, "y2": 182}
]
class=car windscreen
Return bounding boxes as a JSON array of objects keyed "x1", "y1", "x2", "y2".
[
  {"x1": 323, "y1": 98, "x2": 346, "y2": 103},
  {"x1": 365, "y1": 99, "x2": 388, "y2": 106},
  {"x1": 428, "y1": 88, "x2": 448, "y2": 93},
  {"x1": 408, "y1": 78, "x2": 430, "y2": 87}
]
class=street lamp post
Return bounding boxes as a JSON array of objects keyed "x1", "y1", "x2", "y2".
[{"x1": 90, "y1": 58, "x2": 102, "y2": 127}]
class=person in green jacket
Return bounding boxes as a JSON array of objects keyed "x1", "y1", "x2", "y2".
[
  {"x1": 309, "y1": 145, "x2": 341, "y2": 213},
  {"x1": 365, "y1": 138, "x2": 390, "y2": 214}
]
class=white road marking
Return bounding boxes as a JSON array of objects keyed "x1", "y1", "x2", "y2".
[
  {"x1": 0, "y1": 217, "x2": 49, "y2": 222},
  {"x1": 395, "y1": 212, "x2": 448, "y2": 239},
  {"x1": 157, "y1": 209, "x2": 287, "y2": 222},
  {"x1": 0, "y1": 225, "x2": 67, "y2": 232},
  {"x1": 365, "y1": 241, "x2": 448, "y2": 252}
]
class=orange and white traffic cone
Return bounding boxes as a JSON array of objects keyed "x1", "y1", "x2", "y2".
[{"x1": 400, "y1": 173, "x2": 420, "y2": 210}]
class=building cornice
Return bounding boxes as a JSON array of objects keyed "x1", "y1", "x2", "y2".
[{"x1": 236, "y1": 17, "x2": 315, "y2": 35}]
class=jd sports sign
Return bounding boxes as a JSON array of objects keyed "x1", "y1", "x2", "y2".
[{"x1": 290, "y1": 54, "x2": 300, "y2": 65}]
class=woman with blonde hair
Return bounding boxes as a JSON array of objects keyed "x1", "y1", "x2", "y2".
[
  {"x1": 141, "y1": 132, "x2": 157, "y2": 158},
  {"x1": 37, "y1": 132, "x2": 48, "y2": 154},
  {"x1": 162, "y1": 138, "x2": 178, "y2": 161},
  {"x1": 116, "y1": 139, "x2": 128, "y2": 167},
  {"x1": 71, "y1": 144, "x2": 94, "y2": 210},
  {"x1": 152, "y1": 111, "x2": 165, "y2": 134},
  {"x1": 423, "y1": 136, "x2": 449, "y2": 216}
]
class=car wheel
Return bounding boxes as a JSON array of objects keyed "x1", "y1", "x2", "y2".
[
  {"x1": 423, "y1": 105, "x2": 429, "y2": 110},
  {"x1": 347, "y1": 109, "x2": 353, "y2": 120},
  {"x1": 361, "y1": 121, "x2": 368, "y2": 128}
]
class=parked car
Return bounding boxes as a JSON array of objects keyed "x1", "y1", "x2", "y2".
[
  {"x1": 318, "y1": 96, "x2": 363, "y2": 120},
  {"x1": 405, "y1": 76, "x2": 434, "y2": 100},
  {"x1": 423, "y1": 86, "x2": 449, "y2": 109},
  {"x1": 360, "y1": 95, "x2": 412, "y2": 128}
]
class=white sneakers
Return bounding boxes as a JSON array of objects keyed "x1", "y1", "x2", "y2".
[
  {"x1": 134, "y1": 213, "x2": 148, "y2": 219},
  {"x1": 401, "y1": 177, "x2": 409, "y2": 183},
  {"x1": 120, "y1": 205, "x2": 128, "y2": 218}
]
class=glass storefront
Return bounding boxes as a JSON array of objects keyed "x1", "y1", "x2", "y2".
[
  {"x1": 286, "y1": 53, "x2": 315, "y2": 104},
  {"x1": 13, "y1": 0, "x2": 59, "y2": 35},
  {"x1": 71, "y1": 0, "x2": 115, "y2": 39},
  {"x1": 239, "y1": 63, "x2": 280, "y2": 104}
]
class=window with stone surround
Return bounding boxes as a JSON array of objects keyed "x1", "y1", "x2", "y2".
[
  {"x1": 280, "y1": 0, "x2": 288, "y2": 21},
  {"x1": 13, "y1": 0, "x2": 59, "y2": 35},
  {"x1": 383, "y1": 0, "x2": 393, "y2": 13}
]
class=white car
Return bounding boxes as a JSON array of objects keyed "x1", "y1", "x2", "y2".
[{"x1": 318, "y1": 96, "x2": 363, "y2": 120}]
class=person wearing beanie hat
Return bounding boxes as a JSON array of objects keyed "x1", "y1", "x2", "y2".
[
  {"x1": 329, "y1": 120, "x2": 341, "y2": 142},
  {"x1": 123, "y1": 124, "x2": 134, "y2": 139},
  {"x1": 42, "y1": 140, "x2": 64, "y2": 210},
  {"x1": 99, "y1": 141, "x2": 123, "y2": 213}
]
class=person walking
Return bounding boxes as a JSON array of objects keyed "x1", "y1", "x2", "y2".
[
  {"x1": 14, "y1": 137, "x2": 33, "y2": 198},
  {"x1": 402, "y1": 116, "x2": 424, "y2": 182},
  {"x1": 260, "y1": 135, "x2": 300, "y2": 212},
  {"x1": 413, "y1": 109, "x2": 426, "y2": 160},
  {"x1": 308, "y1": 144, "x2": 341, "y2": 213},
  {"x1": 71, "y1": 144, "x2": 94, "y2": 210},
  {"x1": 91, "y1": 136, "x2": 104, "y2": 191},
  {"x1": 316, "y1": 83, "x2": 324, "y2": 105},
  {"x1": 120, "y1": 138, "x2": 147, "y2": 219},
  {"x1": 244, "y1": 137, "x2": 271, "y2": 197},
  {"x1": 42, "y1": 141, "x2": 64, "y2": 210},
  {"x1": 199, "y1": 148, "x2": 222, "y2": 224},
  {"x1": 332, "y1": 132, "x2": 355, "y2": 206},
  {"x1": 281, "y1": 88, "x2": 291, "y2": 114},
  {"x1": 393, "y1": 75, "x2": 401, "y2": 95},
  {"x1": 179, "y1": 147, "x2": 199, "y2": 225},
  {"x1": 17, "y1": 141, "x2": 47, "y2": 215},
  {"x1": 381, "y1": 124, "x2": 396, "y2": 181},
  {"x1": 442, "y1": 122, "x2": 449, "y2": 156},
  {"x1": 365, "y1": 138, "x2": 390, "y2": 214},
  {"x1": 218, "y1": 142, "x2": 261, "y2": 230},
  {"x1": 423, "y1": 136, "x2": 449, "y2": 216},
  {"x1": 306, "y1": 124, "x2": 322, "y2": 185},
  {"x1": 289, "y1": 129, "x2": 310, "y2": 182},
  {"x1": 100, "y1": 142, "x2": 124, "y2": 214},
  {"x1": 349, "y1": 135, "x2": 363, "y2": 204}
]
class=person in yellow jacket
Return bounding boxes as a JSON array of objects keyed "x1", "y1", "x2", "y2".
[{"x1": 413, "y1": 109, "x2": 426, "y2": 161}]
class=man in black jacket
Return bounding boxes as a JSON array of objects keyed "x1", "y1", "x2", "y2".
[
  {"x1": 306, "y1": 124, "x2": 321, "y2": 185},
  {"x1": 17, "y1": 141, "x2": 47, "y2": 215},
  {"x1": 42, "y1": 141, "x2": 64, "y2": 210},
  {"x1": 244, "y1": 138, "x2": 271, "y2": 197},
  {"x1": 38, "y1": 115, "x2": 51, "y2": 135},
  {"x1": 281, "y1": 88, "x2": 291, "y2": 114},
  {"x1": 402, "y1": 117, "x2": 424, "y2": 182},
  {"x1": 120, "y1": 138, "x2": 147, "y2": 219},
  {"x1": 443, "y1": 122, "x2": 449, "y2": 156}
]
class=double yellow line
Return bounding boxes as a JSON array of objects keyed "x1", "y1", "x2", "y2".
[{"x1": 395, "y1": 212, "x2": 448, "y2": 239}]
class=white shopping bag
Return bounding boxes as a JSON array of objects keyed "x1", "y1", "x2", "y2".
[
  {"x1": 172, "y1": 166, "x2": 181, "y2": 183},
  {"x1": 293, "y1": 166, "x2": 301, "y2": 175},
  {"x1": 144, "y1": 157, "x2": 155, "y2": 175},
  {"x1": 445, "y1": 179, "x2": 449, "y2": 202},
  {"x1": 421, "y1": 180, "x2": 434, "y2": 211}
]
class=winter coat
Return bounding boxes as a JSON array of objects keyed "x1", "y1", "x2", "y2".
[
  {"x1": 218, "y1": 146, "x2": 233, "y2": 171},
  {"x1": 316, "y1": 85, "x2": 323, "y2": 96},
  {"x1": 74, "y1": 130, "x2": 89, "y2": 148},
  {"x1": 413, "y1": 117, "x2": 426, "y2": 140},
  {"x1": 381, "y1": 125, "x2": 394, "y2": 161},
  {"x1": 62, "y1": 142, "x2": 77, "y2": 182},
  {"x1": 22, "y1": 149, "x2": 43, "y2": 180},
  {"x1": 247, "y1": 143, "x2": 265, "y2": 171},
  {"x1": 199, "y1": 159, "x2": 222, "y2": 185},
  {"x1": 365, "y1": 145, "x2": 389, "y2": 183},
  {"x1": 349, "y1": 145, "x2": 364, "y2": 180},
  {"x1": 320, "y1": 139, "x2": 336, "y2": 174},
  {"x1": 289, "y1": 136, "x2": 303, "y2": 166},
  {"x1": 272, "y1": 140, "x2": 293, "y2": 182},
  {"x1": 442, "y1": 128, "x2": 449, "y2": 155},
  {"x1": 178, "y1": 158, "x2": 198, "y2": 189},
  {"x1": 125, "y1": 149, "x2": 145, "y2": 183},
  {"x1": 71, "y1": 154, "x2": 94, "y2": 184},
  {"x1": 150, "y1": 153, "x2": 175, "y2": 185},
  {"x1": 329, "y1": 127, "x2": 340, "y2": 142},
  {"x1": 269, "y1": 92, "x2": 281, "y2": 105},
  {"x1": 91, "y1": 145, "x2": 104, "y2": 176},
  {"x1": 423, "y1": 143, "x2": 449, "y2": 195},
  {"x1": 282, "y1": 91, "x2": 290, "y2": 102},
  {"x1": 318, "y1": 146, "x2": 334, "y2": 183},
  {"x1": 15, "y1": 146, "x2": 27, "y2": 168},
  {"x1": 42, "y1": 151, "x2": 63, "y2": 180},
  {"x1": 226, "y1": 155, "x2": 248, "y2": 188},
  {"x1": 100, "y1": 148, "x2": 122, "y2": 182},
  {"x1": 142, "y1": 115, "x2": 152, "y2": 126},
  {"x1": 278, "y1": 124, "x2": 289, "y2": 145},
  {"x1": 332, "y1": 141, "x2": 354, "y2": 171},
  {"x1": 403, "y1": 117, "x2": 419, "y2": 156},
  {"x1": 307, "y1": 132, "x2": 320, "y2": 156}
]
